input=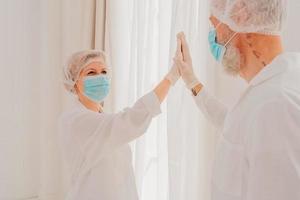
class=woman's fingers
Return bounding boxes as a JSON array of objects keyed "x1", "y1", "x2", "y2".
[
  {"x1": 178, "y1": 33, "x2": 191, "y2": 62},
  {"x1": 173, "y1": 57, "x2": 186, "y2": 72},
  {"x1": 176, "y1": 37, "x2": 183, "y2": 60}
]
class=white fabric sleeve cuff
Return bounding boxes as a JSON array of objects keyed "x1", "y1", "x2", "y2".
[{"x1": 141, "y1": 91, "x2": 162, "y2": 117}]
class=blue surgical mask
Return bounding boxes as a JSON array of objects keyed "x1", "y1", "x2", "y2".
[
  {"x1": 208, "y1": 24, "x2": 237, "y2": 62},
  {"x1": 83, "y1": 75, "x2": 110, "y2": 103}
]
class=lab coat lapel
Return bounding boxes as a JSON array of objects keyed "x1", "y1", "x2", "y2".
[
  {"x1": 249, "y1": 53, "x2": 290, "y2": 87},
  {"x1": 224, "y1": 53, "x2": 292, "y2": 132},
  {"x1": 230, "y1": 53, "x2": 291, "y2": 113}
]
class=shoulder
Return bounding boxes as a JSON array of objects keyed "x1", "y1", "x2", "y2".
[
  {"x1": 58, "y1": 105, "x2": 85, "y2": 126},
  {"x1": 251, "y1": 85, "x2": 300, "y2": 125},
  {"x1": 58, "y1": 104, "x2": 104, "y2": 133},
  {"x1": 249, "y1": 67, "x2": 300, "y2": 113},
  {"x1": 246, "y1": 94, "x2": 300, "y2": 152},
  {"x1": 57, "y1": 106, "x2": 85, "y2": 139}
]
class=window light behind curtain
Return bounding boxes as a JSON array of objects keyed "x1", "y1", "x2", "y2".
[{"x1": 106, "y1": 0, "x2": 218, "y2": 200}]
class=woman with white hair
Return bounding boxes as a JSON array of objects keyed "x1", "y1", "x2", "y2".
[{"x1": 58, "y1": 46, "x2": 180, "y2": 199}]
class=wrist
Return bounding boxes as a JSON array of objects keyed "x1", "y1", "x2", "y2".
[
  {"x1": 186, "y1": 77, "x2": 200, "y2": 89},
  {"x1": 165, "y1": 73, "x2": 178, "y2": 86},
  {"x1": 164, "y1": 77, "x2": 172, "y2": 86},
  {"x1": 191, "y1": 83, "x2": 203, "y2": 96},
  {"x1": 154, "y1": 78, "x2": 171, "y2": 103}
]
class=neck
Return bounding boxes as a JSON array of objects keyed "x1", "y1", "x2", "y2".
[
  {"x1": 78, "y1": 94, "x2": 103, "y2": 112},
  {"x1": 239, "y1": 34, "x2": 283, "y2": 82}
]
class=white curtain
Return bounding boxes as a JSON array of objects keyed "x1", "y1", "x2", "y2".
[
  {"x1": 0, "y1": 0, "x2": 63, "y2": 199},
  {"x1": 0, "y1": 1, "x2": 42, "y2": 199},
  {"x1": 167, "y1": 1, "x2": 218, "y2": 200},
  {"x1": 106, "y1": 0, "x2": 219, "y2": 200},
  {"x1": 0, "y1": 0, "x2": 105, "y2": 199},
  {"x1": 106, "y1": 1, "x2": 172, "y2": 199}
]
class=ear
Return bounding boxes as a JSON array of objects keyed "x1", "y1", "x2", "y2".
[{"x1": 74, "y1": 82, "x2": 81, "y2": 95}]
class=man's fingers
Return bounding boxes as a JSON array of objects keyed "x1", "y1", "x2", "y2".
[
  {"x1": 176, "y1": 32, "x2": 184, "y2": 39},
  {"x1": 179, "y1": 33, "x2": 191, "y2": 61}
]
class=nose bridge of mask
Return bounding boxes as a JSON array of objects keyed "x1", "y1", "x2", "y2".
[{"x1": 84, "y1": 74, "x2": 110, "y2": 85}]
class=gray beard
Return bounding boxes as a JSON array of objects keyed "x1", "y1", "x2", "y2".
[{"x1": 221, "y1": 44, "x2": 241, "y2": 76}]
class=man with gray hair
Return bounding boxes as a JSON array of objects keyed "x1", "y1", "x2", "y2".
[{"x1": 174, "y1": 0, "x2": 300, "y2": 199}]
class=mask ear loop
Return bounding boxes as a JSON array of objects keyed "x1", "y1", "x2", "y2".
[
  {"x1": 224, "y1": 32, "x2": 238, "y2": 47},
  {"x1": 213, "y1": 22, "x2": 238, "y2": 47}
]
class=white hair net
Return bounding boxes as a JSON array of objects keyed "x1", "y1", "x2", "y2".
[
  {"x1": 210, "y1": 0, "x2": 287, "y2": 35},
  {"x1": 63, "y1": 50, "x2": 108, "y2": 93}
]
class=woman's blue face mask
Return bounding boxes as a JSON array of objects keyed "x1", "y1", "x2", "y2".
[
  {"x1": 83, "y1": 74, "x2": 110, "y2": 103},
  {"x1": 208, "y1": 23, "x2": 237, "y2": 62}
]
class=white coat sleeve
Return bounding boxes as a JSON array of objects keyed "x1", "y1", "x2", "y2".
[
  {"x1": 65, "y1": 91, "x2": 161, "y2": 159},
  {"x1": 192, "y1": 88, "x2": 228, "y2": 130},
  {"x1": 245, "y1": 99, "x2": 300, "y2": 200}
]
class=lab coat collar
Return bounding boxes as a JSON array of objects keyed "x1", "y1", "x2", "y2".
[
  {"x1": 74, "y1": 98, "x2": 86, "y2": 110},
  {"x1": 74, "y1": 98, "x2": 104, "y2": 113},
  {"x1": 248, "y1": 52, "x2": 300, "y2": 87},
  {"x1": 229, "y1": 52, "x2": 300, "y2": 113}
]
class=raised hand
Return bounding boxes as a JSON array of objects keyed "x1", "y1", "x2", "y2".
[
  {"x1": 165, "y1": 36, "x2": 182, "y2": 86},
  {"x1": 174, "y1": 32, "x2": 200, "y2": 89}
]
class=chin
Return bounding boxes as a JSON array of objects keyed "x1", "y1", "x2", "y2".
[
  {"x1": 222, "y1": 45, "x2": 241, "y2": 76},
  {"x1": 223, "y1": 65, "x2": 240, "y2": 76}
]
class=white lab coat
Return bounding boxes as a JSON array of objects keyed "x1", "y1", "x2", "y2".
[
  {"x1": 194, "y1": 52, "x2": 300, "y2": 200},
  {"x1": 58, "y1": 92, "x2": 161, "y2": 200}
]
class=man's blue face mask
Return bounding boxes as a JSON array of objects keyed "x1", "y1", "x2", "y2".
[
  {"x1": 208, "y1": 23, "x2": 237, "y2": 62},
  {"x1": 83, "y1": 74, "x2": 110, "y2": 103}
]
